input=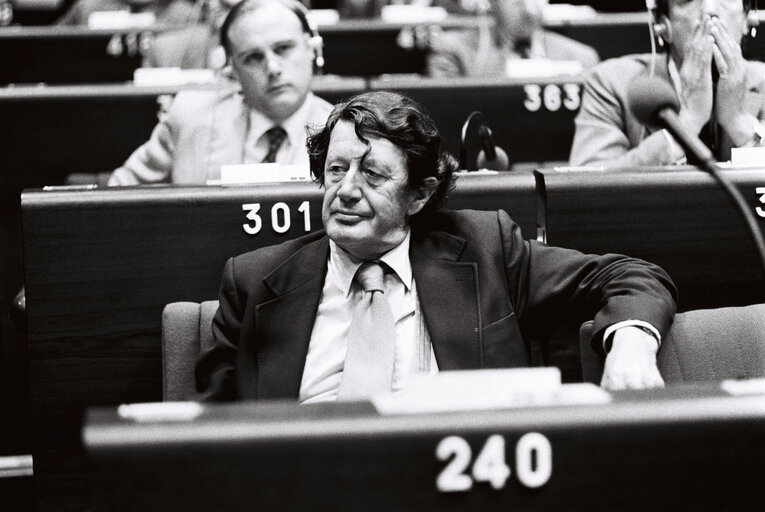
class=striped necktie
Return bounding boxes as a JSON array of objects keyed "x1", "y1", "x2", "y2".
[{"x1": 262, "y1": 126, "x2": 287, "y2": 163}]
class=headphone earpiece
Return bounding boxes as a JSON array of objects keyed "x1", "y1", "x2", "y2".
[
  {"x1": 745, "y1": 9, "x2": 759, "y2": 37},
  {"x1": 307, "y1": 34, "x2": 325, "y2": 71},
  {"x1": 654, "y1": 15, "x2": 672, "y2": 46}
]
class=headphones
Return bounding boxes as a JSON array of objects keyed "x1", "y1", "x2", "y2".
[
  {"x1": 646, "y1": 0, "x2": 760, "y2": 47},
  {"x1": 219, "y1": 0, "x2": 324, "y2": 73}
]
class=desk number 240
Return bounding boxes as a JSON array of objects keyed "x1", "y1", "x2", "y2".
[{"x1": 436, "y1": 433, "x2": 552, "y2": 493}]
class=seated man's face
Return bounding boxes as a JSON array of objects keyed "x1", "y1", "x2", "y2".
[
  {"x1": 321, "y1": 120, "x2": 425, "y2": 260},
  {"x1": 227, "y1": 3, "x2": 314, "y2": 123},
  {"x1": 668, "y1": 0, "x2": 745, "y2": 64},
  {"x1": 494, "y1": 0, "x2": 545, "y2": 41}
]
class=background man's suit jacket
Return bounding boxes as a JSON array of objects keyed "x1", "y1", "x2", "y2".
[
  {"x1": 196, "y1": 209, "x2": 677, "y2": 401},
  {"x1": 427, "y1": 28, "x2": 600, "y2": 78},
  {"x1": 143, "y1": 25, "x2": 221, "y2": 70},
  {"x1": 108, "y1": 83, "x2": 333, "y2": 185},
  {"x1": 570, "y1": 53, "x2": 765, "y2": 166}
]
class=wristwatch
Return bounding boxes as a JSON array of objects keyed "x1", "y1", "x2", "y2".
[{"x1": 742, "y1": 121, "x2": 765, "y2": 147}]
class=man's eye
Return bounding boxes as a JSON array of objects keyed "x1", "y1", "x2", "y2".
[
  {"x1": 326, "y1": 166, "x2": 346, "y2": 178},
  {"x1": 274, "y1": 43, "x2": 296, "y2": 57},
  {"x1": 243, "y1": 53, "x2": 264, "y2": 65},
  {"x1": 363, "y1": 168, "x2": 386, "y2": 183}
]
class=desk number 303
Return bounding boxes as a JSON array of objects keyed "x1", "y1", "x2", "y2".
[
  {"x1": 436, "y1": 433, "x2": 552, "y2": 493},
  {"x1": 242, "y1": 201, "x2": 312, "y2": 235}
]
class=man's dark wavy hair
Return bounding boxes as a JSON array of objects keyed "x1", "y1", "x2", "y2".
[{"x1": 306, "y1": 91, "x2": 458, "y2": 215}]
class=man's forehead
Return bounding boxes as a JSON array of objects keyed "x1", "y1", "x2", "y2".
[{"x1": 228, "y1": 4, "x2": 304, "y2": 45}]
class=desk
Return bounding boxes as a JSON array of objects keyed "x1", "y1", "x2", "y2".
[
  {"x1": 0, "y1": 17, "x2": 485, "y2": 84},
  {"x1": 83, "y1": 383, "x2": 765, "y2": 511},
  {"x1": 0, "y1": 79, "x2": 365, "y2": 213},
  {"x1": 21, "y1": 173, "x2": 537, "y2": 511},
  {"x1": 535, "y1": 166, "x2": 765, "y2": 311},
  {"x1": 370, "y1": 76, "x2": 583, "y2": 165}
]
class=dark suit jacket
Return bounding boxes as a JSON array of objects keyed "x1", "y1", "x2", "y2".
[{"x1": 196, "y1": 209, "x2": 677, "y2": 400}]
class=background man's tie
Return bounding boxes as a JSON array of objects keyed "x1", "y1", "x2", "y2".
[
  {"x1": 262, "y1": 126, "x2": 287, "y2": 163},
  {"x1": 337, "y1": 262, "x2": 396, "y2": 400}
]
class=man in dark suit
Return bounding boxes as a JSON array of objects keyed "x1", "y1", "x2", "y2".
[{"x1": 196, "y1": 91, "x2": 677, "y2": 403}]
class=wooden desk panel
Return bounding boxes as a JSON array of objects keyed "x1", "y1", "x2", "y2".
[
  {"x1": 536, "y1": 167, "x2": 765, "y2": 311},
  {"x1": 83, "y1": 384, "x2": 765, "y2": 511}
]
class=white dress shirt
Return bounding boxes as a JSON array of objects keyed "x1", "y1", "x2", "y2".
[
  {"x1": 243, "y1": 92, "x2": 318, "y2": 168},
  {"x1": 299, "y1": 232, "x2": 438, "y2": 404}
]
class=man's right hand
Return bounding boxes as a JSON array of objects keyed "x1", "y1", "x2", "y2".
[{"x1": 677, "y1": 16, "x2": 715, "y2": 136}]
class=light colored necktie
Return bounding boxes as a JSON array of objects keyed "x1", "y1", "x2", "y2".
[
  {"x1": 261, "y1": 126, "x2": 287, "y2": 163},
  {"x1": 337, "y1": 262, "x2": 396, "y2": 400}
]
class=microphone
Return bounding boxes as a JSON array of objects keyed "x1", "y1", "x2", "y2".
[
  {"x1": 628, "y1": 76, "x2": 715, "y2": 168},
  {"x1": 460, "y1": 111, "x2": 509, "y2": 171},
  {"x1": 628, "y1": 76, "x2": 765, "y2": 284},
  {"x1": 476, "y1": 124, "x2": 510, "y2": 171}
]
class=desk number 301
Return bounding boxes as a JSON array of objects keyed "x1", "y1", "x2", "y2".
[
  {"x1": 436, "y1": 433, "x2": 552, "y2": 493},
  {"x1": 242, "y1": 201, "x2": 311, "y2": 235}
]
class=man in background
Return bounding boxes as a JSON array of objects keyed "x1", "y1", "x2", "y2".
[
  {"x1": 109, "y1": 0, "x2": 332, "y2": 185},
  {"x1": 428, "y1": 0, "x2": 599, "y2": 77},
  {"x1": 570, "y1": 0, "x2": 765, "y2": 167}
]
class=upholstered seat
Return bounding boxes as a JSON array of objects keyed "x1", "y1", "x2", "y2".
[
  {"x1": 161, "y1": 300, "x2": 219, "y2": 401},
  {"x1": 580, "y1": 304, "x2": 765, "y2": 384}
]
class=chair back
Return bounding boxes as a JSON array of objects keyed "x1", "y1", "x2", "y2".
[
  {"x1": 580, "y1": 304, "x2": 765, "y2": 384},
  {"x1": 161, "y1": 300, "x2": 219, "y2": 401}
]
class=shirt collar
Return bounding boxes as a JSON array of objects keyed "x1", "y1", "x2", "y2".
[
  {"x1": 667, "y1": 56, "x2": 683, "y2": 101},
  {"x1": 329, "y1": 231, "x2": 413, "y2": 297},
  {"x1": 248, "y1": 92, "x2": 316, "y2": 148}
]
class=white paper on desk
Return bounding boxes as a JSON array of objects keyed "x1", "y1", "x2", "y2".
[
  {"x1": 133, "y1": 67, "x2": 217, "y2": 87},
  {"x1": 219, "y1": 163, "x2": 311, "y2": 184},
  {"x1": 730, "y1": 147, "x2": 765, "y2": 168},
  {"x1": 505, "y1": 58, "x2": 583, "y2": 79},
  {"x1": 381, "y1": 5, "x2": 448, "y2": 23},
  {"x1": 373, "y1": 367, "x2": 609, "y2": 415},
  {"x1": 87, "y1": 11, "x2": 155, "y2": 29}
]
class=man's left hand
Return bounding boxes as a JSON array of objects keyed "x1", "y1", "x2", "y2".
[
  {"x1": 711, "y1": 16, "x2": 752, "y2": 145},
  {"x1": 600, "y1": 326, "x2": 664, "y2": 391}
]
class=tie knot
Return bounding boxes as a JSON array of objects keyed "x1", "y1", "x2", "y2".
[
  {"x1": 265, "y1": 126, "x2": 287, "y2": 144},
  {"x1": 262, "y1": 126, "x2": 287, "y2": 163},
  {"x1": 356, "y1": 262, "x2": 385, "y2": 293}
]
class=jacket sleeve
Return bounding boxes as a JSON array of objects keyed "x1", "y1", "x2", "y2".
[
  {"x1": 499, "y1": 210, "x2": 677, "y2": 355},
  {"x1": 108, "y1": 97, "x2": 178, "y2": 185},
  {"x1": 195, "y1": 257, "x2": 241, "y2": 401},
  {"x1": 569, "y1": 62, "x2": 683, "y2": 167}
]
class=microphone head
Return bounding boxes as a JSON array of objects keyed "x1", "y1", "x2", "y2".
[
  {"x1": 477, "y1": 146, "x2": 510, "y2": 171},
  {"x1": 627, "y1": 76, "x2": 680, "y2": 128}
]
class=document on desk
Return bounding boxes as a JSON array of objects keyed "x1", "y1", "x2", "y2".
[{"x1": 373, "y1": 367, "x2": 611, "y2": 415}]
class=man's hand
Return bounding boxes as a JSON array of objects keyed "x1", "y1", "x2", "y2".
[
  {"x1": 600, "y1": 326, "x2": 664, "y2": 391},
  {"x1": 710, "y1": 16, "x2": 754, "y2": 145},
  {"x1": 677, "y1": 17, "x2": 715, "y2": 135}
]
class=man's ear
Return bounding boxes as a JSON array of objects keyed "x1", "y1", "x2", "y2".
[{"x1": 407, "y1": 177, "x2": 438, "y2": 216}]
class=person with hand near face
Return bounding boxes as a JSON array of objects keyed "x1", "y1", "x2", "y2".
[
  {"x1": 109, "y1": 0, "x2": 332, "y2": 185},
  {"x1": 196, "y1": 90, "x2": 678, "y2": 403},
  {"x1": 570, "y1": 0, "x2": 765, "y2": 167}
]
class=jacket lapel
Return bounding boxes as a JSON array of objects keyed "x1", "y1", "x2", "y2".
[
  {"x1": 410, "y1": 229, "x2": 483, "y2": 370},
  {"x1": 255, "y1": 236, "x2": 329, "y2": 399}
]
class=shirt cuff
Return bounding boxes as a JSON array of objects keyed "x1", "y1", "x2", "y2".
[
  {"x1": 661, "y1": 129, "x2": 687, "y2": 165},
  {"x1": 602, "y1": 320, "x2": 662, "y2": 353}
]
